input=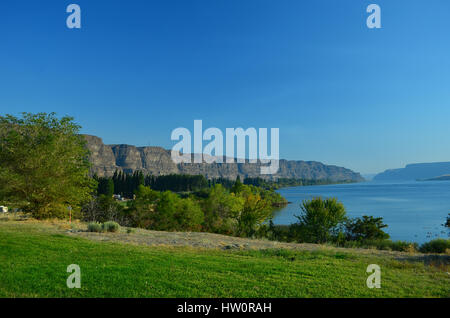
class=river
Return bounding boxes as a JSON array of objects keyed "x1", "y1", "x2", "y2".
[{"x1": 273, "y1": 181, "x2": 450, "y2": 244}]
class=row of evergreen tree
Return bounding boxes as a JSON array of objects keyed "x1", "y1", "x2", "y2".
[
  {"x1": 95, "y1": 171, "x2": 336, "y2": 198},
  {"x1": 95, "y1": 171, "x2": 240, "y2": 198},
  {"x1": 95, "y1": 171, "x2": 145, "y2": 198}
]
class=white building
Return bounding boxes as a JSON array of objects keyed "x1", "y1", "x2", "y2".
[{"x1": 0, "y1": 206, "x2": 8, "y2": 213}]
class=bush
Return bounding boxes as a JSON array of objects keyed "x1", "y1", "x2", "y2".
[
  {"x1": 345, "y1": 215, "x2": 390, "y2": 241},
  {"x1": 419, "y1": 239, "x2": 450, "y2": 254},
  {"x1": 386, "y1": 240, "x2": 418, "y2": 252},
  {"x1": 338, "y1": 239, "x2": 418, "y2": 252},
  {"x1": 236, "y1": 193, "x2": 271, "y2": 237},
  {"x1": 87, "y1": 222, "x2": 103, "y2": 233},
  {"x1": 293, "y1": 197, "x2": 347, "y2": 243},
  {"x1": 102, "y1": 221, "x2": 120, "y2": 232}
]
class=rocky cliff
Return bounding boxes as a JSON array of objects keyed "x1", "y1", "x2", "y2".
[{"x1": 83, "y1": 135, "x2": 364, "y2": 182}]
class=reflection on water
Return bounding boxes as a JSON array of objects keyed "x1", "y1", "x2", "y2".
[{"x1": 273, "y1": 181, "x2": 450, "y2": 244}]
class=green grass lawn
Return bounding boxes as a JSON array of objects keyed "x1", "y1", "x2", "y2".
[{"x1": 0, "y1": 221, "x2": 448, "y2": 297}]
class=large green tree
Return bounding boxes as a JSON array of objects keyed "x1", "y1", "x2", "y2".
[
  {"x1": 0, "y1": 112, "x2": 96, "y2": 218},
  {"x1": 294, "y1": 197, "x2": 347, "y2": 243}
]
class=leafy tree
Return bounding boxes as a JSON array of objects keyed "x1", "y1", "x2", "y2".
[
  {"x1": 345, "y1": 215, "x2": 390, "y2": 241},
  {"x1": 445, "y1": 214, "x2": 450, "y2": 228},
  {"x1": 202, "y1": 184, "x2": 244, "y2": 234},
  {"x1": 154, "y1": 191, "x2": 204, "y2": 231},
  {"x1": 236, "y1": 193, "x2": 271, "y2": 237},
  {"x1": 293, "y1": 197, "x2": 347, "y2": 243},
  {"x1": 129, "y1": 186, "x2": 203, "y2": 231},
  {"x1": 0, "y1": 112, "x2": 96, "y2": 218},
  {"x1": 126, "y1": 185, "x2": 160, "y2": 228}
]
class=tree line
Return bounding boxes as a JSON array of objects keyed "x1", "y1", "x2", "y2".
[
  {"x1": 96, "y1": 173, "x2": 343, "y2": 199},
  {"x1": 95, "y1": 173, "x2": 249, "y2": 198}
]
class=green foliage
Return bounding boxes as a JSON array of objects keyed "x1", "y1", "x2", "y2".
[
  {"x1": 201, "y1": 184, "x2": 243, "y2": 234},
  {"x1": 293, "y1": 197, "x2": 347, "y2": 243},
  {"x1": 96, "y1": 177, "x2": 114, "y2": 197},
  {"x1": 128, "y1": 183, "x2": 277, "y2": 237},
  {"x1": 204, "y1": 183, "x2": 283, "y2": 237},
  {"x1": 0, "y1": 112, "x2": 96, "y2": 218},
  {"x1": 345, "y1": 215, "x2": 390, "y2": 241},
  {"x1": 266, "y1": 198, "x2": 395, "y2": 250},
  {"x1": 339, "y1": 239, "x2": 418, "y2": 252},
  {"x1": 154, "y1": 191, "x2": 204, "y2": 231},
  {"x1": 129, "y1": 186, "x2": 204, "y2": 232},
  {"x1": 208, "y1": 177, "x2": 236, "y2": 189},
  {"x1": 263, "y1": 221, "x2": 299, "y2": 242},
  {"x1": 419, "y1": 239, "x2": 450, "y2": 254},
  {"x1": 381, "y1": 241, "x2": 418, "y2": 252},
  {"x1": 87, "y1": 222, "x2": 103, "y2": 233},
  {"x1": 243, "y1": 177, "x2": 354, "y2": 190},
  {"x1": 110, "y1": 170, "x2": 144, "y2": 198},
  {"x1": 102, "y1": 221, "x2": 119, "y2": 233},
  {"x1": 231, "y1": 175, "x2": 244, "y2": 193},
  {"x1": 87, "y1": 221, "x2": 119, "y2": 233},
  {"x1": 145, "y1": 174, "x2": 207, "y2": 192},
  {"x1": 94, "y1": 174, "x2": 347, "y2": 238},
  {"x1": 126, "y1": 185, "x2": 160, "y2": 228},
  {"x1": 236, "y1": 193, "x2": 271, "y2": 237}
]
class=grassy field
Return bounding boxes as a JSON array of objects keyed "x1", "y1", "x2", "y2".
[{"x1": 0, "y1": 220, "x2": 448, "y2": 297}]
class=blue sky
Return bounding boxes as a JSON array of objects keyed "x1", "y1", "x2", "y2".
[{"x1": 1, "y1": 0, "x2": 450, "y2": 174}]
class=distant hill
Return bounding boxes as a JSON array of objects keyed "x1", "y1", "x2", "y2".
[
  {"x1": 374, "y1": 162, "x2": 450, "y2": 181},
  {"x1": 83, "y1": 135, "x2": 364, "y2": 182},
  {"x1": 424, "y1": 174, "x2": 450, "y2": 181}
]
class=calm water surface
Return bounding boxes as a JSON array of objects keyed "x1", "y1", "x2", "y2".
[{"x1": 273, "y1": 181, "x2": 450, "y2": 244}]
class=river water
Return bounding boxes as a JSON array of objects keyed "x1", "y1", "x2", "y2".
[{"x1": 273, "y1": 181, "x2": 450, "y2": 244}]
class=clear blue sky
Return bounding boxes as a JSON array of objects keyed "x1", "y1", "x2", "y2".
[{"x1": 1, "y1": 0, "x2": 450, "y2": 174}]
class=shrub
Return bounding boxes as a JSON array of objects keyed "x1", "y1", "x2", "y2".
[
  {"x1": 236, "y1": 193, "x2": 271, "y2": 237},
  {"x1": 102, "y1": 221, "x2": 119, "y2": 233},
  {"x1": 338, "y1": 239, "x2": 418, "y2": 252},
  {"x1": 87, "y1": 222, "x2": 103, "y2": 233},
  {"x1": 345, "y1": 215, "x2": 390, "y2": 241},
  {"x1": 419, "y1": 239, "x2": 450, "y2": 254},
  {"x1": 386, "y1": 240, "x2": 418, "y2": 252},
  {"x1": 293, "y1": 197, "x2": 347, "y2": 243}
]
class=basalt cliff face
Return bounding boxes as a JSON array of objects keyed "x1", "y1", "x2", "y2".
[{"x1": 84, "y1": 135, "x2": 364, "y2": 182}]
